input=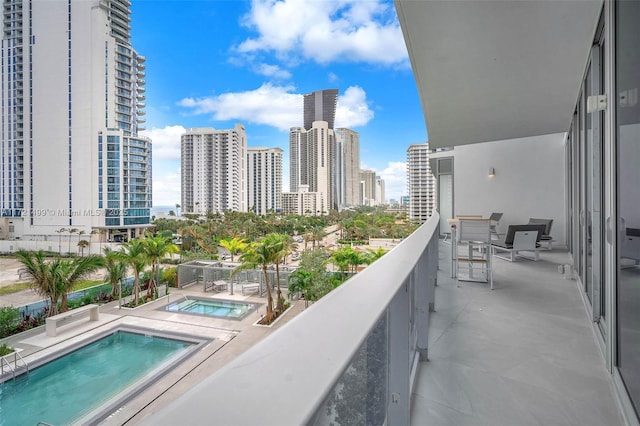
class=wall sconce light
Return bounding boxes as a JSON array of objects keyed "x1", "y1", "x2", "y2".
[{"x1": 488, "y1": 167, "x2": 496, "y2": 178}]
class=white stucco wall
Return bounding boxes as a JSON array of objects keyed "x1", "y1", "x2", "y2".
[{"x1": 452, "y1": 133, "x2": 566, "y2": 246}]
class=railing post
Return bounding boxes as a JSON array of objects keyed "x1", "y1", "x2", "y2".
[
  {"x1": 427, "y1": 233, "x2": 438, "y2": 312},
  {"x1": 415, "y1": 238, "x2": 437, "y2": 361},
  {"x1": 388, "y1": 283, "x2": 410, "y2": 425}
]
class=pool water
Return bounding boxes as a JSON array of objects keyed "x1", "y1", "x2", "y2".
[
  {"x1": 0, "y1": 330, "x2": 194, "y2": 425},
  {"x1": 165, "y1": 297, "x2": 256, "y2": 319}
]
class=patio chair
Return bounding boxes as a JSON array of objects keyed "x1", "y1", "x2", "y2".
[
  {"x1": 455, "y1": 219, "x2": 493, "y2": 289},
  {"x1": 489, "y1": 212, "x2": 503, "y2": 239},
  {"x1": 528, "y1": 218, "x2": 554, "y2": 250},
  {"x1": 491, "y1": 224, "x2": 546, "y2": 262}
]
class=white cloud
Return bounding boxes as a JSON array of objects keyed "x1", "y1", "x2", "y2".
[
  {"x1": 255, "y1": 63, "x2": 292, "y2": 80},
  {"x1": 335, "y1": 86, "x2": 374, "y2": 128},
  {"x1": 237, "y1": 0, "x2": 408, "y2": 66},
  {"x1": 178, "y1": 83, "x2": 301, "y2": 131},
  {"x1": 152, "y1": 166, "x2": 181, "y2": 207},
  {"x1": 178, "y1": 83, "x2": 374, "y2": 131},
  {"x1": 141, "y1": 125, "x2": 185, "y2": 160},
  {"x1": 378, "y1": 161, "x2": 406, "y2": 201}
]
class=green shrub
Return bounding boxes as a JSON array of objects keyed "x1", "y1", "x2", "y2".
[
  {"x1": 0, "y1": 307, "x2": 20, "y2": 338},
  {"x1": 162, "y1": 267, "x2": 178, "y2": 287},
  {"x1": 0, "y1": 343, "x2": 14, "y2": 356}
]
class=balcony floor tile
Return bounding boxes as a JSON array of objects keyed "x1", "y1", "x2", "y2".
[{"x1": 411, "y1": 242, "x2": 624, "y2": 426}]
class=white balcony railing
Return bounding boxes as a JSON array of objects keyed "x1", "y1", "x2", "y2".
[{"x1": 147, "y1": 213, "x2": 440, "y2": 424}]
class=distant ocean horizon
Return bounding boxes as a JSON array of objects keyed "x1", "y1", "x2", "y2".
[{"x1": 151, "y1": 205, "x2": 180, "y2": 217}]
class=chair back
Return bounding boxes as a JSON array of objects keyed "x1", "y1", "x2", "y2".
[
  {"x1": 489, "y1": 212, "x2": 503, "y2": 222},
  {"x1": 457, "y1": 220, "x2": 491, "y2": 243},
  {"x1": 513, "y1": 230, "x2": 539, "y2": 251},
  {"x1": 528, "y1": 218, "x2": 553, "y2": 236},
  {"x1": 503, "y1": 224, "x2": 546, "y2": 245}
]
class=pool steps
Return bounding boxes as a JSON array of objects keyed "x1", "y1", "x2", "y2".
[{"x1": 0, "y1": 350, "x2": 29, "y2": 381}]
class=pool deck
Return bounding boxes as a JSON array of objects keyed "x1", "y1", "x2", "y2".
[{"x1": 0, "y1": 285, "x2": 306, "y2": 425}]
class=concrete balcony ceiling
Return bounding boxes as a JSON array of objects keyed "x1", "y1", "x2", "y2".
[{"x1": 395, "y1": 0, "x2": 602, "y2": 148}]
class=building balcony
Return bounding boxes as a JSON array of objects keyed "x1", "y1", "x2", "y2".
[{"x1": 143, "y1": 214, "x2": 623, "y2": 425}]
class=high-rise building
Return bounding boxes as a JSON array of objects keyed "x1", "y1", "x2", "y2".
[
  {"x1": 0, "y1": 0, "x2": 151, "y2": 243},
  {"x1": 288, "y1": 89, "x2": 339, "y2": 215},
  {"x1": 360, "y1": 170, "x2": 376, "y2": 206},
  {"x1": 407, "y1": 143, "x2": 435, "y2": 222},
  {"x1": 303, "y1": 89, "x2": 338, "y2": 131},
  {"x1": 288, "y1": 122, "x2": 335, "y2": 214},
  {"x1": 376, "y1": 176, "x2": 386, "y2": 206},
  {"x1": 181, "y1": 125, "x2": 246, "y2": 215},
  {"x1": 246, "y1": 147, "x2": 283, "y2": 215},
  {"x1": 335, "y1": 128, "x2": 360, "y2": 209}
]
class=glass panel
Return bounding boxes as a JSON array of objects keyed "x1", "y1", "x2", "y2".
[
  {"x1": 439, "y1": 173, "x2": 453, "y2": 236},
  {"x1": 585, "y1": 64, "x2": 593, "y2": 302},
  {"x1": 616, "y1": 0, "x2": 640, "y2": 416},
  {"x1": 312, "y1": 314, "x2": 388, "y2": 425},
  {"x1": 590, "y1": 39, "x2": 605, "y2": 325}
]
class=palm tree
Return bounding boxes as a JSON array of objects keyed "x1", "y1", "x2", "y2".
[
  {"x1": 16, "y1": 251, "x2": 104, "y2": 315},
  {"x1": 219, "y1": 237, "x2": 248, "y2": 262},
  {"x1": 77, "y1": 239, "x2": 89, "y2": 257},
  {"x1": 141, "y1": 235, "x2": 179, "y2": 299},
  {"x1": 55, "y1": 228, "x2": 67, "y2": 255},
  {"x1": 287, "y1": 269, "x2": 313, "y2": 308},
  {"x1": 364, "y1": 247, "x2": 388, "y2": 265},
  {"x1": 233, "y1": 240, "x2": 277, "y2": 323},
  {"x1": 16, "y1": 250, "x2": 63, "y2": 316},
  {"x1": 264, "y1": 233, "x2": 297, "y2": 312},
  {"x1": 57, "y1": 255, "x2": 104, "y2": 312},
  {"x1": 119, "y1": 239, "x2": 148, "y2": 305},
  {"x1": 311, "y1": 226, "x2": 327, "y2": 249},
  {"x1": 67, "y1": 228, "x2": 79, "y2": 255},
  {"x1": 104, "y1": 247, "x2": 127, "y2": 299}
]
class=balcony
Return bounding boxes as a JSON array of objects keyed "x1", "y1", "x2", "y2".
[{"x1": 142, "y1": 214, "x2": 623, "y2": 425}]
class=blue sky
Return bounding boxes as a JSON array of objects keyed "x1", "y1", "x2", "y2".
[{"x1": 131, "y1": 0, "x2": 427, "y2": 206}]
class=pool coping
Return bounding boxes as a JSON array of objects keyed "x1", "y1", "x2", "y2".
[
  {"x1": 1, "y1": 324, "x2": 211, "y2": 426},
  {"x1": 159, "y1": 295, "x2": 261, "y2": 321}
]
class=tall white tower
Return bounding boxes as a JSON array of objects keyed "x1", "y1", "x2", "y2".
[
  {"x1": 335, "y1": 128, "x2": 360, "y2": 209},
  {"x1": 407, "y1": 143, "x2": 435, "y2": 222},
  {"x1": 0, "y1": 0, "x2": 151, "y2": 243},
  {"x1": 288, "y1": 121, "x2": 334, "y2": 214},
  {"x1": 247, "y1": 147, "x2": 283, "y2": 215},
  {"x1": 181, "y1": 125, "x2": 247, "y2": 215}
]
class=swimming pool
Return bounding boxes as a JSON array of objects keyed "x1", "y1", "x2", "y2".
[
  {"x1": 164, "y1": 297, "x2": 257, "y2": 320},
  {"x1": 0, "y1": 329, "x2": 200, "y2": 425}
]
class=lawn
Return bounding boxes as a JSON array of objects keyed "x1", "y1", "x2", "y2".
[{"x1": 0, "y1": 279, "x2": 105, "y2": 296}]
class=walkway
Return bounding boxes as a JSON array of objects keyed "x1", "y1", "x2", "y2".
[{"x1": 411, "y1": 243, "x2": 624, "y2": 425}]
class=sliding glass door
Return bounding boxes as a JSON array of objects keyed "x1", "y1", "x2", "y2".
[{"x1": 616, "y1": 0, "x2": 640, "y2": 416}]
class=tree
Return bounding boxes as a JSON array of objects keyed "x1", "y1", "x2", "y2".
[
  {"x1": 55, "y1": 228, "x2": 67, "y2": 255},
  {"x1": 311, "y1": 225, "x2": 327, "y2": 249},
  {"x1": 263, "y1": 233, "x2": 297, "y2": 313},
  {"x1": 119, "y1": 239, "x2": 148, "y2": 305},
  {"x1": 287, "y1": 269, "x2": 313, "y2": 308},
  {"x1": 104, "y1": 247, "x2": 127, "y2": 298},
  {"x1": 297, "y1": 249, "x2": 337, "y2": 301},
  {"x1": 57, "y1": 255, "x2": 104, "y2": 312},
  {"x1": 77, "y1": 240, "x2": 89, "y2": 257},
  {"x1": 16, "y1": 250, "x2": 63, "y2": 316},
  {"x1": 364, "y1": 247, "x2": 388, "y2": 265},
  {"x1": 16, "y1": 251, "x2": 104, "y2": 316},
  {"x1": 219, "y1": 237, "x2": 248, "y2": 262},
  {"x1": 67, "y1": 228, "x2": 79, "y2": 255},
  {"x1": 233, "y1": 240, "x2": 277, "y2": 323},
  {"x1": 141, "y1": 235, "x2": 179, "y2": 299}
]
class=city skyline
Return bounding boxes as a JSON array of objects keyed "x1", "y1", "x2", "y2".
[{"x1": 130, "y1": 0, "x2": 427, "y2": 206}]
